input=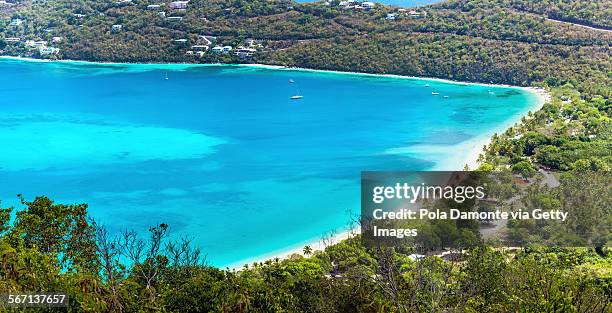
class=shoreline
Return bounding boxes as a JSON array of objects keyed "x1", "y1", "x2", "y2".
[
  {"x1": 1, "y1": 55, "x2": 538, "y2": 90},
  {"x1": 227, "y1": 227, "x2": 361, "y2": 270},
  {"x1": 1, "y1": 55, "x2": 551, "y2": 269},
  {"x1": 454, "y1": 86, "x2": 550, "y2": 170}
]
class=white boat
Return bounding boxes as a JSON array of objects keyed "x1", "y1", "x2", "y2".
[
  {"x1": 290, "y1": 95, "x2": 303, "y2": 100},
  {"x1": 431, "y1": 92, "x2": 439, "y2": 95},
  {"x1": 289, "y1": 79, "x2": 295, "y2": 83},
  {"x1": 425, "y1": 84, "x2": 430, "y2": 87},
  {"x1": 443, "y1": 95, "x2": 449, "y2": 98}
]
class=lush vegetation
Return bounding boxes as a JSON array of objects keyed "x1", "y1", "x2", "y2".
[
  {"x1": 435, "y1": 0, "x2": 612, "y2": 29},
  {"x1": 482, "y1": 85, "x2": 610, "y2": 171},
  {"x1": 0, "y1": 195, "x2": 610, "y2": 312}
]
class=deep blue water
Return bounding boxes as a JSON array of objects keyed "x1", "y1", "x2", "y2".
[{"x1": 0, "y1": 58, "x2": 537, "y2": 267}]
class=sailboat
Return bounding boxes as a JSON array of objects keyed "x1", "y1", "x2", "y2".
[
  {"x1": 164, "y1": 72, "x2": 169, "y2": 80},
  {"x1": 290, "y1": 80, "x2": 302, "y2": 100},
  {"x1": 431, "y1": 91, "x2": 439, "y2": 95}
]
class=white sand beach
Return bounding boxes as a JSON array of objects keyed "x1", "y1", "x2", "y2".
[{"x1": 458, "y1": 86, "x2": 550, "y2": 170}]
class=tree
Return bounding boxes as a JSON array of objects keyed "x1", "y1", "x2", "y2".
[
  {"x1": 535, "y1": 145, "x2": 563, "y2": 169},
  {"x1": 303, "y1": 245, "x2": 313, "y2": 256},
  {"x1": 118, "y1": 223, "x2": 169, "y2": 306},
  {"x1": 512, "y1": 160, "x2": 537, "y2": 178},
  {"x1": 10, "y1": 195, "x2": 98, "y2": 272},
  {"x1": 0, "y1": 203, "x2": 11, "y2": 235}
]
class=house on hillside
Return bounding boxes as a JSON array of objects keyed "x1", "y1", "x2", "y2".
[
  {"x1": 234, "y1": 46, "x2": 256, "y2": 58},
  {"x1": 112, "y1": 24, "x2": 123, "y2": 31},
  {"x1": 4, "y1": 37, "x2": 21, "y2": 43},
  {"x1": 147, "y1": 4, "x2": 161, "y2": 10},
  {"x1": 116, "y1": 0, "x2": 133, "y2": 6},
  {"x1": 39, "y1": 47, "x2": 60, "y2": 55},
  {"x1": 211, "y1": 46, "x2": 223, "y2": 54},
  {"x1": 385, "y1": 13, "x2": 397, "y2": 20},
  {"x1": 408, "y1": 10, "x2": 426, "y2": 17},
  {"x1": 191, "y1": 45, "x2": 209, "y2": 51},
  {"x1": 25, "y1": 40, "x2": 47, "y2": 47},
  {"x1": 9, "y1": 18, "x2": 23, "y2": 27},
  {"x1": 169, "y1": 1, "x2": 188, "y2": 9},
  {"x1": 361, "y1": 2, "x2": 375, "y2": 9},
  {"x1": 338, "y1": 0, "x2": 357, "y2": 6},
  {"x1": 166, "y1": 16, "x2": 183, "y2": 22},
  {"x1": 244, "y1": 38, "x2": 263, "y2": 48}
]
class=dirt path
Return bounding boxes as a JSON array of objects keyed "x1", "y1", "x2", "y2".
[{"x1": 543, "y1": 17, "x2": 611, "y2": 33}]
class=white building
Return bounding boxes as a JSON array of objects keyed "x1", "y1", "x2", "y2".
[
  {"x1": 169, "y1": 1, "x2": 188, "y2": 9},
  {"x1": 244, "y1": 38, "x2": 263, "y2": 48},
  {"x1": 166, "y1": 16, "x2": 183, "y2": 21},
  {"x1": 222, "y1": 46, "x2": 232, "y2": 53},
  {"x1": 385, "y1": 13, "x2": 397, "y2": 20},
  {"x1": 338, "y1": 0, "x2": 357, "y2": 6},
  {"x1": 361, "y1": 2, "x2": 375, "y2": 9},
  {"x1": 112, "y1": 24, "x2": 123, "y2": 31},
  {"x1": 39, "y1": 47, "x2": 60, "y2": 55},
  {"x1": 409, "y1": 10, "x2": 426, "y2": 17},
  {"x1": 9, "y1": 18, "x2": 23, "y2": 27},
  {"x1": 52, "y1": 36, "x2": 62, "y2": 43},
  {"x1": 25, "y1": 40, "x2": 48, "y2": 47},
  {"x1": 191, "y1": 45, "x2": 209, "y2": 51},
  {"x1": 211, "y1": 46, "x2": 223, "y2": 54},
  {"x1": 147, "y1": 4, "x2": 161, "y2": 10},
  {"x1": 234, "y1": 46, "x2": 256, "y2": 58},
  {"x1": 4, "y1": 37, "x2": 20, "y2": 43}
]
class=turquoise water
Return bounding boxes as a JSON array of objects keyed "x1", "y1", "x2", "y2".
[{"x1": 0, "y1": 58, "x2": 537, "y2": 267}]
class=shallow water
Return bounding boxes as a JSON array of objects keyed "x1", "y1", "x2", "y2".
[{"x1": 0, "y1": 59, "x2": 537, "y2": 267}]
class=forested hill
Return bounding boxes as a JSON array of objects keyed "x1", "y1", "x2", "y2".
[
  {"x1": 0, "y1": 0, "x2": 610, "y2": 96},
  {"x1": 436, "y1": 0, "x2": 612, "y2": 30}
]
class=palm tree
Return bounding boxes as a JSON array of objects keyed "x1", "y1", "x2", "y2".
[{"x1": 303, "y1": 245, "x2": 313, "y2": 256}]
